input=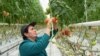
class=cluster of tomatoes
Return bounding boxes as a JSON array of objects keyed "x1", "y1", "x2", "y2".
[
  {"x1": 44, "y1": 17, "x2": 71, "y2": 37},
  {"x1": 61, "y1": 28, "x2": 71, "y2": 36},
  {"x1": 44, "y1": 17, "x2": 58, "y2": 24},
  {"x1": 2, "y1": 10, "x2": 9, "y2": 17},
  {"x1": 55, "y1": 28, "x2": 71, "y2": 39}
]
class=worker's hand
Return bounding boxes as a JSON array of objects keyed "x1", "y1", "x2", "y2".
[
  {"x1": 44, "y1": 18, "x2": 52, "y2": 29},
  {"x1": 44, "y1": 17, "x2": 58, "y2": 36},
  {"x1": 44, "y1": 18, "x2": 52, "y2": 36}
]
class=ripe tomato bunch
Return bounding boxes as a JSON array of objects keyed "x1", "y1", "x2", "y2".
[
  {"x1": 61, "y1": 28, "x2": 71, "y2": 36},
  {"x1": 2, "y1": 11, "x2": 9, "y2": 17},
  {"x1": 44, "y1": 17, "x2": 58, "y2": 24}
]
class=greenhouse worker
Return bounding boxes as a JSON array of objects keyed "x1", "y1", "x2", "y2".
[{"x1": 19, "y1": 18, "x2": 58, "y2": 56}]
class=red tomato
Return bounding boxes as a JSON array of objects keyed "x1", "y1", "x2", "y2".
[
  {"x1": 3, "y1": 11, "x2": 7, "y2": 16},
  {"x1": 3, "y1": 11, "x2": 9, "y2": 16},
  {"x1": 6, "y1": 12, "x2": 9, "y2": 16},
  {"x1": 61, "y1": 28, "x2": 70, "y2": 36},
  {"x1": 44, "y1": 18, "x2": 50, "y2": 24},
  {"x1": 51, "y1": 17, "x2": 58, "y2": 24}
]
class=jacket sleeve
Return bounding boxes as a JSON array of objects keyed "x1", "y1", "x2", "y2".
[
  {"x1": 21, "y1": 33, "x2": 50, "y2": 55},
  {"x1": 37, "y1": 29, "x2": 58, "y2": 40}
]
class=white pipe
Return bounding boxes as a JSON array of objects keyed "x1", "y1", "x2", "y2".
[{"x1": 69, "y1": 21, "x2": 100, "y2": 26}]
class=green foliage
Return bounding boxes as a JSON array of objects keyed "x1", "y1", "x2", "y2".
[
  {"x1": 0, "y1": 0, "x2": 46, "y2": 24},
  {"x1": 48, "y1": 0, "x2": 100, "y2": 28}
]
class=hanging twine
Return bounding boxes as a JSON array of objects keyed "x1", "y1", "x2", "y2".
[{"x1": 84, "y1": 0, "x2": 88, "y2": 22}]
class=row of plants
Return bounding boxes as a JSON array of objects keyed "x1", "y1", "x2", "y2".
[
  {"x1": 47, "y1": 0, "x2": 100, "y2": 56},
  {"x1": 51, "y1": 25, "x2": 100, "y2": 56},
  {"x1": 47, "y1": 0, "x2": 100, "y2": 28},
  {"x1": 0, "y1": 0, "x2": 46, "y2": 24}
]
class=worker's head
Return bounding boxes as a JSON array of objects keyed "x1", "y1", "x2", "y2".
[{"x1": 21, "y1": 22, "x2": 37, "y2": 40}]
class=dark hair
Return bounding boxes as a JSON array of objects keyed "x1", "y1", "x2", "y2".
[
  {"x1": 21, "y1": 22, "x2": 36, "y2": 40},
  {"x1": 21, "y1": 26, "x2": 29, "y2": 40}
]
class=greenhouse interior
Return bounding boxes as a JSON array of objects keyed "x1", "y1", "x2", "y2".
[{"x1": 0, "y1": 0, "x2": 100, "y2": 56}]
